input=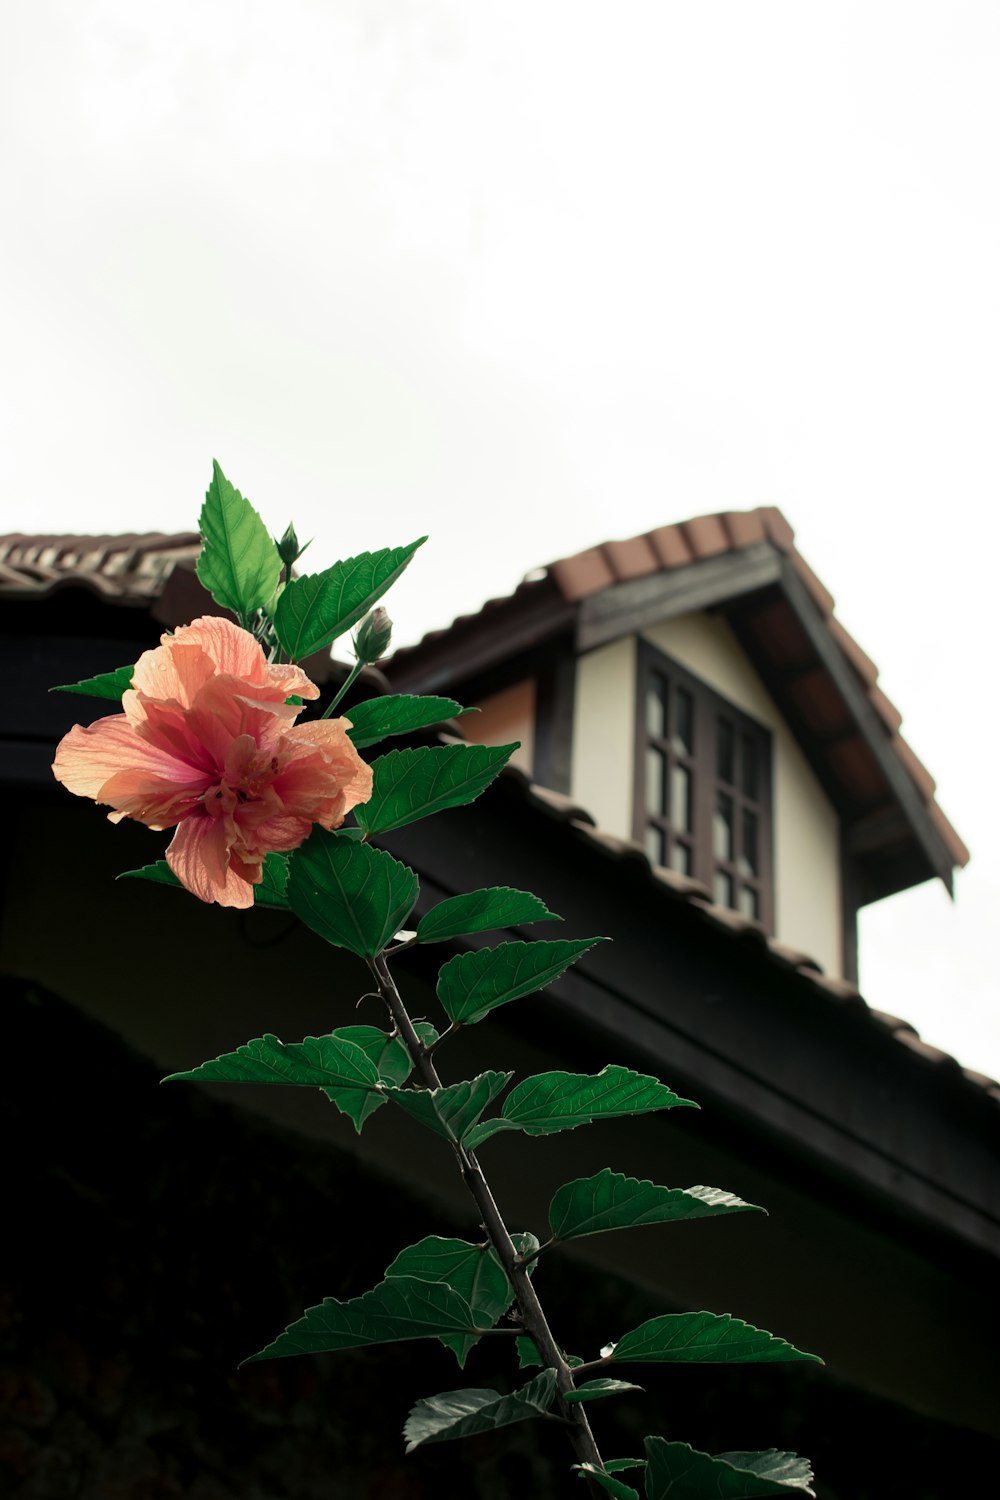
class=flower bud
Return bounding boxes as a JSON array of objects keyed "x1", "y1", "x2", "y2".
[
  {"x1": 276, "y1": 523, "x2": 306, "y2": 568},
  {"x1": 354, "y1": 607, "x2": 393, "y2": 665}
]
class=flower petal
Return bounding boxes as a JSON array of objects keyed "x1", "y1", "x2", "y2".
[
  {"x1": 166, "y1": 815, "x2": 255, "y2": 908},
  {"x1": 129, "y1": 639, "x2": 217, "y2": 709},
  {"x1": 53, "y1": 716, "x2": 207, "y2": 807}
]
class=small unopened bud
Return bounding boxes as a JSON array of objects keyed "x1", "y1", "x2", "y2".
[
  {"x1": 354, "y1": 607, "x2": 393, "y2": 665},
  {"x1": 276, "y1": 522, "x2": 307, "y2": 568}
]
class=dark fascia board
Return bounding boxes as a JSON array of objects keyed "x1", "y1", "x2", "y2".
[
  {"x1": 575, "y1": 542, "x2": 784, "y2": 653},
  {"x1": 382, "y1": 778, "x2": 1000, "y2": 1263},
  {"x1": 776, "y1": 560, "x2": 955, "y2": 893}
]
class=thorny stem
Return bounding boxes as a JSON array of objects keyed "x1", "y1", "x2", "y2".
[{"x1": 368, "y1": 953, "x2": 607, "y2": 1489}]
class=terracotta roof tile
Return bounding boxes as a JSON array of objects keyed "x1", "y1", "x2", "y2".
[
  {"x1": 603, "y1": 535, "x2": 661, "y2": 580},
  {"x1": 549, "y1": 546, "x2": 616, "y2": 602},
  {"x1": 926, "y1": 799, "x2": 971, "y2": 869},
  {"x1": 759, "y1": 506, "x2": 796, "y2": 553},
  {"x1": 681, "y1": 513, "x2": 730, "y2": 558},
  {"x1": 648, "y1": 524, "x2": 695, "y2": 569},
  {"x1": 788, "y1": 551, "x2": 836, "y2": 617},
  {"x1": 721, "y1": 509, "x2": 768, "y2": 549},
  {"x1": 827, "y1": 618, "x2": 879, "y2": 688},
  {"x1": 891, "y1": 735, "x2": 937, "y2": 801},
  {"x1": 868, "y1": 687, "x2": 903, "y2": 735}
]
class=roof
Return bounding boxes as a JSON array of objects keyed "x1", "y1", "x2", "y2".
[
  {"x1": 387, "y1": 506, "x2": 968, "y2": 895},
  {"x1": 0, "y1": 532, "x2": 201, "y2": 600},
  {"x1": 501, "y1": 766, "x2": 996, "y2": 1106},
  {"x1": 0, "y1": 526, "x2": 994, "y2": 1188}
]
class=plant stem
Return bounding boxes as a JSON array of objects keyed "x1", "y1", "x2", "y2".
[
  {"x1": 368, "y1": 953, "x2": 607, "y2": 1486},
  {"x1": 322, "y1": 659, "x2": 364, "y2": 719}
]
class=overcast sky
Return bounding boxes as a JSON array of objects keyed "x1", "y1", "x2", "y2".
[{"x1": 3, "y1": 1, "x2": 998, "y2": 1078}]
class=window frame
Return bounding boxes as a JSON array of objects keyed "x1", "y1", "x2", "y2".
[{"x1": 633, "y1": 638, "x2": 774, "y2": 931}]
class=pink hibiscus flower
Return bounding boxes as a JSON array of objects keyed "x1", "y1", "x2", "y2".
[{"x1": 53, "y1": 616, "x2": 373, "y2": 908}]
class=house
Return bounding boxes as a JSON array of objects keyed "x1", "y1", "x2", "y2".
[{"x1": 0, "y1": 515, "x2": 996, "y2": 1500}]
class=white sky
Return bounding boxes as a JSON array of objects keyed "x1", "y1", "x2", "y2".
[{"x1": 2, "y1": 1, "x2": 998, "y2": 1078}]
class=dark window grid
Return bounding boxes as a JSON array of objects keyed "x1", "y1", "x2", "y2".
[{"x1": 634, "y1": 639, "x2": 774, "y2": 932}]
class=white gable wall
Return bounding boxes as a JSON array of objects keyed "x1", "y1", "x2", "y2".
[{"x1": 572, "y1": 612, "x2": 843, "y2": 979}]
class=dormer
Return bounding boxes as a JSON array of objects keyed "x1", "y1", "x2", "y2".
[{"x1": 385, "y1": 507, "x2": 968, "y2": 985}]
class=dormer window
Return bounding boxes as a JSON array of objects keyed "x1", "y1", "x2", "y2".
[{"x1": 634, "y1": 640, "x2": 773, "y2": 929}]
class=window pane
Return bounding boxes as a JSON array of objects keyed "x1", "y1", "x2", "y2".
[
  {"x1": 713, "y1": 792, "x2": 733, "y2": 862},
  {"x1": 645, "y1": 748, "x2": 665, "y2": 815},
  {"x1": 714, "y1": 870, "x2": 734, "y2": 907},
  {"x1": 737, "y1": 885, "x2": 760, "y2": 919},
  {"x1": 646, "y1": 675, "x2": 667, "y2": 739},
  {"x1": 742, "y1": 735, "x2": 758, "y2": 799},
  {"x1": 673, "y1": 688, "x2": 694, "y2": 755},
  {"x1": 717, "y1": 718, "x2": 734, "y2": 784},
  {"x1": 645, "y1": 824, "x2": 665, "y2": 865},
  {"x1": 670, "y1": 763, "x2": 693, "y2": 833},
  {"x1": 670, "y1": 840, "x2": 692, "y2": 875},
  {"x1": 738, "y1": 809, "x2": 758, "y2": 877}
]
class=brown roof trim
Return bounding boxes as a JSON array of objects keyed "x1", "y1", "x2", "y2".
[{"x1": 501, "y1": 766, "x2": 996, "y2": 1106}]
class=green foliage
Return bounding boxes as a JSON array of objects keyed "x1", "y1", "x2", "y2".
[
  {"x1": 51, "y1": 664, "x2": 135, "y2": 700},
  {"x1": 575, "y1": 1466, "x2": 641, "y2": 1500},
  {"x1": 117, "y1": 853, "x2": 291, "y2": 909},
  {"x1": 436, "y1": 938, "x2": 604, "y2": 1026},
  {"x1": 387, "y1": 1071, "x2": 512, "y2": 1144},
  {"x1": 609, "y1": 1312, "x2": 821, "y2": 1366},
  {"x1": 344, "y1": 693, "x2": 473, "y2": 749},
  {"x1": 548, "y1": 1171, "x2": 763, "y2": 1243},
  {"x1": 196, "y1": 459, "x2": 282, "y2": 618},
  {"x1": 464, "y1": 1066, "x2": 697, "y2": 1151},
  {"x1": 356, "y1": 743, "x2": 517, "y2": 837},
  {"x1": 517, "y1": 1338, "x2": 583, "y2": 1370},
  {"x1": 384, "y1": 1236, "x2": 512, "y2": 1367},
  {"x1": 322, "y1": 1022, "x2": 438, "y2": 1132},
  {"x1": 563, "y1": 1379, "x2": 643, "y2": 1404},
  {"x1": 287, "y1": 832, "x2": 418, "y2": 956},
  {"x1": 163, "y1": 1031, "x2": 380, "y2": 1091},
  {"x1": 403, "y1": 1370, "x2": 559, "y2": 1452},
  {"x1": 245, "y1": 1275, "x2": 478, "y2": 1363},
  {"x1": 417, "y1": 886, "x2": 560, "y2": 944},
  {"x1": 274, "y1": 539, "x2": 425, "y2": 659},
  {"x1": 117, "y1": 854, "x2": 290, "y2": 909},
  {"x1": 642, "y1": 1440, "x2": 815, "y2": 1498}
]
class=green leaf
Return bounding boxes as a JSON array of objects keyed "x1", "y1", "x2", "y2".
[
  {"x1": 403, "y1": 1369, "x2": 559, "y2": 1452},
  {"x1": 356, "y1": 743, "x2": 517, "y2": 837},
  {"x1": 437, "y1": 938, "x2": 605, "y2": 1026},
  {"x1": 345, "y1": 694, "x2": 474, "y2": 750},
  {"x1": 196, "y1": 459, "x2": 282, "y2": 618},
  {"x1": 563, "y1": 1379, "x2": 643, "y2": 1404},
  {"x1": 387, "y1": 1071, "x2": 513, "y2": 1143},
  {"x1": 516, "y1": 1336, "x2": 582, "y2": 1369},
  {"x1": 321, "y1": 1022, "x2": 437, "y2": 1133},
  {"x1": 117, "y1": 853, "x2": 291, "y2": 910},
  {"x1": 163, "y1": 1032, "x2": 380, "y2": 1091},
  {"x1": 244, "y1": 1275, "x2": 477, "y2": 1363},
  {"x1": 574, "y1": 1465, "x2": 641, "y2": 1500},
  {"x1": 549, "y1": 1171, "x2": 763, "y2": 1243},
  {"x1": 287, "y1": 832, "x2": 418, "y2": 957},
  {"x1": 51, "y1": 664, "x2": 134, "y2": 701},
  {"x1": 385, "y1": 1236, "x2": 512, "y2": 1367},
  {"x1": 516, "y1": 1336, "x2": 542, "y2": 1368},
  {"x1": 643, "y1": 1440, "x2": 815, "y2": 1498},
  {"x1": 610, "y1": 1311, "x2": 821, "y2": 1366},
  {"x1": 274, "y1": 539, "x2": 425, "y2": 660},
  {"x1": 417, "y1": 887, "x2": 562, "y2": 945},
  {"x1": 464, "y1": 1066, "x2": 697, "y2": 1151}
]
